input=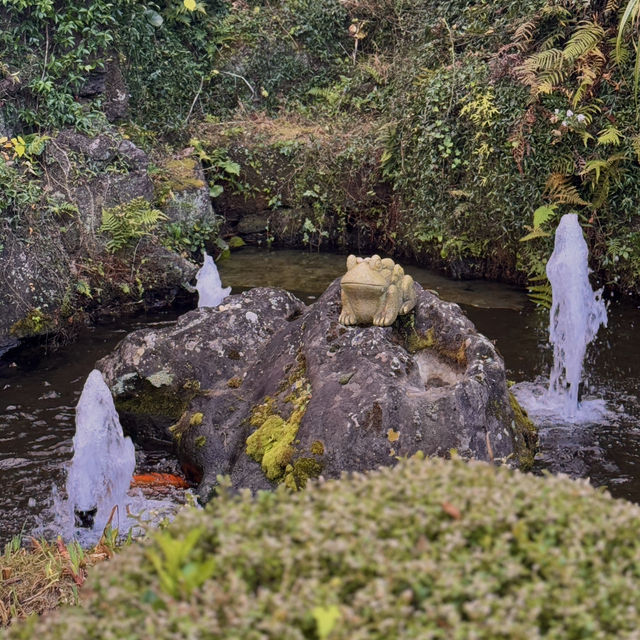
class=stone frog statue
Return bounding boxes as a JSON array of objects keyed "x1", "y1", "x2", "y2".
[{"x1": 339, "y1": 254, "x2": 417, "y2": 327}]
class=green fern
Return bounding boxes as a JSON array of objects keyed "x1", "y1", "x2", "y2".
[
  {"x1": 563, "y1": 21, "x2": 605, "y2": 63},
  {"x1": 99, "y1": 197, "x2": 167, "y2": 253},
  {"x1": 527, "y1": 275, "x2": 553, "y2": 309},
  {"x1": 596, "y1": 125, "x2": 624, "y2": 145}
]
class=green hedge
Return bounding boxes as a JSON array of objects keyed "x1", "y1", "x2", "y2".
[{"x1": 7, "y1": 455, "x2": 640, "y2": 639}]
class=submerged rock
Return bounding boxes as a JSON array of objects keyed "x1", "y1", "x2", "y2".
[{"x1": 98, "y1": 281, "x2": 536, "y2": 499}]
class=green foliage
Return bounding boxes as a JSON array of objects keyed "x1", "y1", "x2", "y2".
[
  {"x1": 11, "y1": 456, "x2": 640, "y2": 637},
  {"x1": 162, "y1": 217, "x2": 218, "y2": 258},
  {"x1": 145, "y1": 527, "x2": 216, "y2": 599},
  {"x1": 99, "y1": 197, "x2": 167, "y2": 253},
  {"x1": 0, "y1": 0, "x2": 120, "y2": 130}
]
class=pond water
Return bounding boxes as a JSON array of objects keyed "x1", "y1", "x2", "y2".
[{"x1": 0, "y1": 248, "x2": 638, "y2": 545}]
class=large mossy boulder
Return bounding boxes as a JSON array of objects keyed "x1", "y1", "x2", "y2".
[
  {"x1": 98, "y1": 280, "x2": 536, "y2": 498},
  {"x1": 7, "y1": 456, "x2": 640, "y2": 639}
]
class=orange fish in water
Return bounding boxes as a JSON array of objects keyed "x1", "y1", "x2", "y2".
[{"x1": 130, "y1": 473, "x2": 190, "y2": 489}]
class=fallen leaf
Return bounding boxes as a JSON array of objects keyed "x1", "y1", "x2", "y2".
[{"x1": 441, "y1": 502, "x2": 461, "y2": 520}]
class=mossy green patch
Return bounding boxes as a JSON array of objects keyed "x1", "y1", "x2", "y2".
[
  {"x1": 117, "y1": 379, "x2": 201, "y2": 446},
  {"x1": 283, "y1": 457, "x2": 323, "y2": 490},
  {"x1": 195, "y1": 435, "x2": 206, "y2": 448},
  {"x1": 399, "y1": 320, "x2": 468, "y2": 367},
  {"x1": 246, "y1": 351, "x2": 312, "y2": 482},
  {"x1": 163, "y1": 158, "x2": 205, "y2": 192},
  {"x1": 190, "y1": 412, "x2": 204, "y2": 427},
  {"x1": 401, "y1": 324, "x2": 436, "y2": 354},
  {"x1": 170, "y1": 407, "x2": 205, "y2": 443},
  {"x1": 9, "y1": 308, "x2": 55, "y2": 338},
  {"x1": 507, "y1": 392, "x2": 538, "y2": 470},
  {"x1": 246, "y1": 415, "x2": 299, "y2": 481},
  {"x1": 311, "y1": 440, "x2": 325, "y2": 456}
]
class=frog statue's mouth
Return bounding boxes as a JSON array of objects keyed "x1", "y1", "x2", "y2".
[
  {"x1": 341, "y1": 282, "x2": 387, "y2": 301},
  {"x1": 341, "y1": 282, "x2": 386, "y2": 291}
]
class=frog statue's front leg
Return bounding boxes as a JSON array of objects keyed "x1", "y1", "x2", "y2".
[
  {"x1": 399, "y1": 274, "x2": 417, "y2": 315},
  {"x1": 373, "y1": 284, "x2": 402, "y2": 327},
  {"x1": 339, "y1": 288, "x2": 358, "y2": 325}
]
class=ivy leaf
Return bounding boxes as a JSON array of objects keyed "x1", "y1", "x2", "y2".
[{"x1": 184, "y1": 0, "x2": 196, "y2": 11}]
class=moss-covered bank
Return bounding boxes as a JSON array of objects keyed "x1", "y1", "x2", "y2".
[{"x1": 7, "y1": 456, "x2": 640, "y2": 638}]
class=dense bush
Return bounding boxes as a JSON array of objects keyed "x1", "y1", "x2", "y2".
[
  {"x1": 0, "y1": 0, "x2": 350, "y2": 134},
  {"x1": 367, "y1": 0, "x2": 640, "y2": 288},
  {"x1": 6, "y1": 455, "x2": 640, "y2": 638}
]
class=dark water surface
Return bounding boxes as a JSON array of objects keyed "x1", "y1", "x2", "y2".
[{"x1": 1, "y1": 248, "x2": 638, "y2": 544}]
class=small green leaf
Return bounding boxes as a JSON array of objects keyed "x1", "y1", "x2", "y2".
[
  {"x1": 76, "y1": 281, "x2": 92, "y2": 298},
  {"x1": 219, "y1": 160, "x2": 240, "y2": 176},
  {"x1": 184, "y1": 0, "x2": 196, "y2": 10},
  {"x1": 209, "y1": 184, "x2": 224, "y2": 197},
  {"x1": 312, "y1": 605, "x2": 341, "y2": 640}
]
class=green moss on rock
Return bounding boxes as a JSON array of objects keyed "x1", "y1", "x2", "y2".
[
  {"x1": 246, "y1": 351, "x2": 312, "y2": 482},
  {"x1": 246, "y1": 415, "x2": 299, "y2": 480},
  {"x1": 283, "y1": 457, "x2": 323, "y2": 490},
  {"x1": 9, "y1": 308, "x2": 55, "y2": 338},
  {"x1": 508, "y1": 391, "x2": 538, "y2": 469},
  {"x1": 164, "y1": 158, "x2": 205, "y2": 192},
  {"x1": 116, "y1": 381, "x2": 190, "y2": 420},
  {"x1": 311, "y1": 440, "x2": 325, "y2": 456}
]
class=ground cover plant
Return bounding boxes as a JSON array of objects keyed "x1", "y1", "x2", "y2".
[
  {"x1": 5, "y1": 455, "x2": 640, "y2": 638},
  {"x1": 0, "y1": 528, "x2": 121, "y2": 626}
]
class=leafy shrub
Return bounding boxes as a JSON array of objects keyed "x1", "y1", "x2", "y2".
[{"x1": 8, "y1": 456, "x2": 640, "y2": 638}]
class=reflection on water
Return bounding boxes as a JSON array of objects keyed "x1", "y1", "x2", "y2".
[
  {"x1": 218, "y1": 248, "x2": 527, "y2": 310},
  {"x1": 0, "y1": 247, "x2": 639, "y2": 545}
]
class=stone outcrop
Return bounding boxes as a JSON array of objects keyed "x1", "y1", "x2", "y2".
[
  {"x1": 0, "y1": 130, "x2": 200, "y2": 351},
  {"x1": 98, "y1": 280, "x2": 536, "y2": 500}
]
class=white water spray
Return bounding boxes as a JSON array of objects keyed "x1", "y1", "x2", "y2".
[
  {"x1": 513, "y1": 213, "x2": 608, "y2": 423},
  {"x1": 545, "y1": 214, "x2": 607, "y2": 418},
  {"x1": 196, "y1": 252, "x2": 231, "y2": 308},
  {"x1": 65, "y1": 369, "x2": 136, "y2": 532}
]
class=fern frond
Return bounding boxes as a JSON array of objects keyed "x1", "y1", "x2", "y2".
[
  {"x1": 596, "y1": 125, "x2": 624, "y2": 145},
  {"x1": 630, "y1": 133, "x2": 640, "y2": 160},
  {"x1": 526, "y1": 277, "x2": 552, "y2": 309},
  {"x1": 513, "y1": 20, "x2": 537, "y2": 51},
  {"x1": 605, "y1": 0, "x2": 621, "y2": 14},
  {"x1": 100, "y1": 197, "x2": 168, "y2": 253},
  {"x1": 563, "y1": 21, "x2": 605, "y2": 63},
  {"x1": 545, "y1": 173, "x2": 588, "y2": 205},
  {"x1": 530, "y1": 48, "x2": 564, "y2": 71},
  {"x1": 551, "y1": 154, "x2": 575, "y2": 174}
]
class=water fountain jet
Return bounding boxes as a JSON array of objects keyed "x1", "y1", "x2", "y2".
[
  {"x1": 514, "y1": 213, "x2": 608, "y2": 423},
  {"x1": 196, "y1": 251, "x2": 231, "y2": 308},
  {"x1": 65, "y1": 369, "x2": 136, "y2": 533},
  {"x1": 545, "y1": 213, "x2": 608, "y2": 419}
]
